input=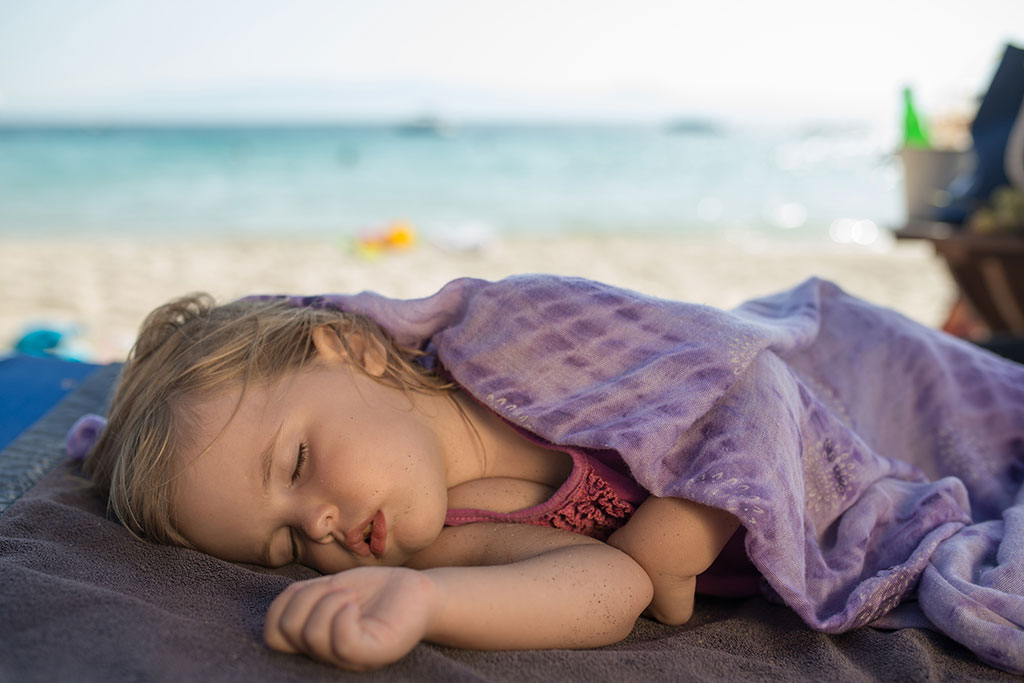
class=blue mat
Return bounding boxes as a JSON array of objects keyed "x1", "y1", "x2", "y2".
[{"x1": 0, "y1": 355, "x2": 102, "y2": 451}]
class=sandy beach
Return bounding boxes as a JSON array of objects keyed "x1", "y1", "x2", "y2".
[{"x1": 1, "y1": 234, "x2": 956, "y2": 363}]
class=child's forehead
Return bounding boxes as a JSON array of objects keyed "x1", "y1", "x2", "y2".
[
  {"x1": 185, "y1": 383, "x2": 266, "y2": 449},
  {"x1": 201, "y1": 361, "x2": 342, "y2": 416},
  {"x1": 181, "y1": 385, "x2": 275, "y2": 477}
]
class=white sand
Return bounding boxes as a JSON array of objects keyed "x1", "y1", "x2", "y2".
[{"x1": 1, "y1": 234, "x2": 956, "y2": 363}]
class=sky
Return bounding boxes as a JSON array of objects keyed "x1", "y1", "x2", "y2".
[{"x1": 0, "y1": 0, "x2": 1022, "y2": 125}]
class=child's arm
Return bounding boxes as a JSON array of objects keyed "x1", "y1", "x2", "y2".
[
  {"x1": 264, "y1": 524, "x2": 653, "y2": 671},
  {"x1": 607, "y1": 495, "x2": 740, "y2": 625}
]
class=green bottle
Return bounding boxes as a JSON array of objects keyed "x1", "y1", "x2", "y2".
[{"x1": 902, "y1": 86, "x2": 931, "y2": 149}]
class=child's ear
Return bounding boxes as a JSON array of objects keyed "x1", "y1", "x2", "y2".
[{"x1": 311, "y1": 325, "x2": 388, "y2": 377}]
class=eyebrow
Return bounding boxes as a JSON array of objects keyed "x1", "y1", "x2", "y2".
[{"x1": 258, "y1": 424, "x2": 283, "y2": 494}]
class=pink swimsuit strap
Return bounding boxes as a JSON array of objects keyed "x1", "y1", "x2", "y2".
[{"x1": 445, "y1": 447, "x2": 648, "y2": 541}]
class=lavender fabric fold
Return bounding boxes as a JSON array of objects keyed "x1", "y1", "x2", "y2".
[{"x1": 295, "y1": 274, "x2": 1024, "y2": 673}]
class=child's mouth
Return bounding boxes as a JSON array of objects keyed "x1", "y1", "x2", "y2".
[
  {"x1": 347, "y1": 510, "x2": 387, "y2": 558},
  {"x1": 369, "y1": 510, "x2": 387, "y2": 558},
  {"x1": 346, "y1": 517, "x2": 373, "y2": 557}
]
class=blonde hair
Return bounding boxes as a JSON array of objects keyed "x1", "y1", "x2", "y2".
[{"x1": 84, "y1": 293, "x2": 451, "y2": 546}]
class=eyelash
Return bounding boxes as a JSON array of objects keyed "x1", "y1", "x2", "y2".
[
  {"x1": 292, "y1": 442, "x2": 308, "y2": 483},
  {"x1": 283, "y1": 442, "x2": 309, "y2": 564}
]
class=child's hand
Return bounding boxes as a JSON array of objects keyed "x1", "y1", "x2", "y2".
[{"x1": 264, "y1": 567, "x2": 438, "y2": 671}]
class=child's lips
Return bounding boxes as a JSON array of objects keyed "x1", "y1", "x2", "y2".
[
  {"x1": 369, "y1": 510, "x2": 387, "y2": 558},
  {"x1": 345, "y1": 516, "x2": 374, "y2": 558},
  {"x1": 345, "y1": 510, "x2": 387, "y2": 559}
]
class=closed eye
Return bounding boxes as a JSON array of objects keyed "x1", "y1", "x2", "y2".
[{"x1": 292, "y1": 442, "x2": 308, "y2": 483}]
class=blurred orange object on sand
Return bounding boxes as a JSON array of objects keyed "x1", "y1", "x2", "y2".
[{"x1": 354, "y1": 220, "x2": 418, "y2": 259}]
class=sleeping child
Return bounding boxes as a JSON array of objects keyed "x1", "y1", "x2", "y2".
[{"x1": 76, "y1": 274, "x2": 1024, "y2": 673}]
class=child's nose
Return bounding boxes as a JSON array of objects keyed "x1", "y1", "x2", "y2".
[{"x1": 301, "y1": 503, "x2": 338, "y2": 543}]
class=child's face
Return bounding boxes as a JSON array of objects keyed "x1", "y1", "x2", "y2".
[{"x1": 172, "y1": 335, "x2": 453, "y2": 573}]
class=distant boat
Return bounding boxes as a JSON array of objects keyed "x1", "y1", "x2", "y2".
[
  {"x1": 395, "y1": 116, "x2": 456, "y2": 137},
  {"x1": 664, "y1": 118, "x2": 721, "y2": 136}
]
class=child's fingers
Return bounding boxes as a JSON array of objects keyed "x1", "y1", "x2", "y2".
[
  {"x1": 264, "y1": 579, "x2": 341, "y2": 653},
  {"x1": 299, "y1": 589, "x2": 357, "y2": 662},
  {"x1": 330, "y1": 600, "x2": 376, "y2": 669},
  {"x1": 264, "y1": 613, "x2": 298, "y2": 654},
  {"x1": 264, "y1": 587, "x2": 301, "y2": 653}
]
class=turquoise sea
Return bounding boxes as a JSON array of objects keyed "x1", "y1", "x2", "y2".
[{"x1": 0, "y1": 123, "x2": 904, "y2": 243}]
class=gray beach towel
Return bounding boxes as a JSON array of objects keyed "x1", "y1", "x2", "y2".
[{"x1": 0, "y1": 340, "x2": 1017, "y2": 680}]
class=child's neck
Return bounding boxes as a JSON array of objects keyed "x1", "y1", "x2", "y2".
[{"x1": 448, "y1": 390, "x2": 572, "y2": 490}]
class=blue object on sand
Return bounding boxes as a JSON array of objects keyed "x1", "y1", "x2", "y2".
[{"x1": 14, "y1": 329, "x2": 65, "y2": 356}]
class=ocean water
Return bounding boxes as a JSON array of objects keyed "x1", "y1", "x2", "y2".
[{"x1": 0, "y1": 123, "x2": 905, "y2": 243}]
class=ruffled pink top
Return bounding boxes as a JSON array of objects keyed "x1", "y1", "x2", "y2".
[{"x1": 445, "y1": 447, "x2": 646, "y2": 541}]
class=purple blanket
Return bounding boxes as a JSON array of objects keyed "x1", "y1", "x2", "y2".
[{"x1": 302, "y1": 275, "x2": 1024, "y2": 674}]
